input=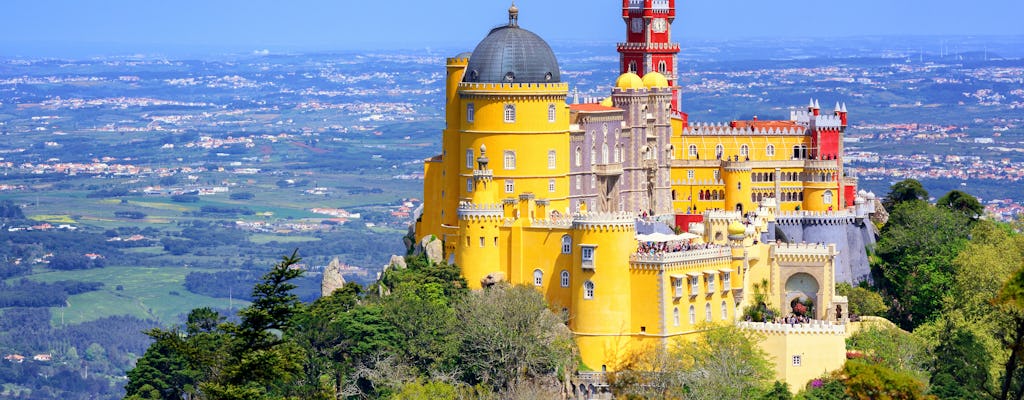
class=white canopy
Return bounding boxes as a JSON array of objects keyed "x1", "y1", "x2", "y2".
[{"x1": 636, "y1": 232, "x2": 699, "y2": 242}]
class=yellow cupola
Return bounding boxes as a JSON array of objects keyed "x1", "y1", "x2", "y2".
[
  {"x1": 614, "y1": 72, "x2": 644, "y2": 90},
  {"x1": 642, "y1": 71, "x2": 669, "y2": 88},
  {"x1": 599, "y1": 97, "x2": 614, "y2": 107},
  {"x1": 728, "y1": 220, "x2": 746, "y2": 236}
]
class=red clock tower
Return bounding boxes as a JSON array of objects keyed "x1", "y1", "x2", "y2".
[{"x1": 619, "y1": 0, "x2": 686, "y2": 123}]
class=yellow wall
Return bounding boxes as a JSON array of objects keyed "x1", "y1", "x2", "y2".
[{"x1": 758, "y1": 330, "x2": 847, "y2": 393}]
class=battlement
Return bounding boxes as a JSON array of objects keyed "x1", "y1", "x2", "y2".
[
  {"x1": 671, "y1": 178, "x2": 724, "y2": 186},
  {"x1": 457, "y1": 202, "x2": 504, "y2": 219},
  {"x1": 616, "y1": 42, "x2": 681, "y2": 52},
  {"x1": 738, "y1": 321, "x2": 846, "y2": 335},
  {"x1": 790, "y1": 110, "x2": 843, "y2": 129},
  {"x1": 458, "y1": 82, "x2": 569, "y2": 93},
  {"x1": 529, "y1": 215, "x2": 574, "y2": 229},
  {"x1": 630, "y1": 246, "x2": 730, "y2": 265},
  {"x1": 776, "y1": 211, "x2": 855, "y2": 225},
  {"x1": 705, "y1": 210, "x2": 742, "y2": 221},
  {"x1": 572, "y1": 212, "x2": 636, "y2": 230},
  {"x1": 683, "y1": 123, "x2": 806, "y2": 136},
  {"x1": 804, "y1": 160, "x2": 839, "y2": 171}
]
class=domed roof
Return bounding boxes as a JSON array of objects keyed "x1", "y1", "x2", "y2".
[
  {"x1": 642, "y1": 71, "x2": 669, "y2": 88},
  {"x1": 463, "y1": 8, "x2": 560, "y2": 84},
  {"x1": 599, "y1": 97, "x2": 614, "y2": 107},
  {"x1": 614, "y1": 72, "x2": 644, "y2": 89},
  {"x1": 727, "y1": 221, "x2": 746, "y2": 236}
]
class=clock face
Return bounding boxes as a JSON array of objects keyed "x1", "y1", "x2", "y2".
[
  {"x1": 631, "y1": 18, "x2": 643, "y2": 33},
  {"x1": 652, "y1": 18, "x2": 667, "y2": 33}
]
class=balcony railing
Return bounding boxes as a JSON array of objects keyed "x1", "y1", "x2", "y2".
[{"x1": 592, "y1": 162, "x2": 623, "y2": 176}]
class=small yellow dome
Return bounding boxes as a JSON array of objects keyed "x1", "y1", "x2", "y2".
[
  {"x1": 614, "y1": 72, "x2": 644, "y2": 90},
  {"x1": 642, "y1": 71, "x2": 669, "y2": 88},
  {"x1": 727, "y1": 220, "x2": 746, "y2": 236},
  {"x1": 599, "y1": 97, "x2": 613, "y2": 107}
]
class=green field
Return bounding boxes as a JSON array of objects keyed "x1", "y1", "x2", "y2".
[{"x1": 24, "y1": 266, "x2": 247, "y2": 326}]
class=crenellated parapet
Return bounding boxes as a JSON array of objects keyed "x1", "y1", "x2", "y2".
[
  {"x1": 457, "y1": 202, "x2": 504, "y2": 219},
  {"x1": 572, "y1": 212, "x2": 636, "y2": 231},
  {"x1": 682, "y1": 123, "x2": 806, "y2": 137},
  {"x1": 772, "y1": 242, "x2": 837, "y2": 263},
  {"x1": 705, "y1": 210, "x2": 742, "y2": 221},
  {"x1": 722, "y1": 161, "x2": 753, "y2": 172},
  {"x1": 776, "y1": 211, "x2": 855, "y2": 226},
  {"x1": 671, "y1": 178, "x2": 725, "y2": 186},
  {"x1": 738, "y1": 321, "x2": 846, "y2": 335}
]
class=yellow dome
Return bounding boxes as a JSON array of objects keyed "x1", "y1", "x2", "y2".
[
  {"x1": 727, "y1": 221, "x2": 746, "y2": 236},
  {"x1": 614, "y1": 72, "x2": 644, "y2": 89},
  {"x1": 642, "y1": 71, "x2": 669, "y2": 88},
  {"x1": 599, "y1": 97, "x2": 613, "y2": 107}
]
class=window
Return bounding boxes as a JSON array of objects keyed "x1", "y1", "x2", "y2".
[
  {"x1": 740, "y1": 144, "x2": 749, "y2": 157},
  {"x1": 715, "y1": 144, "x2": 724, "y2": 159},
  {"x1": 714, "y1": 170, "x2": 720, "y2": 181},
  {"x1": 766, "y1": 144, "x2": 776, "y2": 157},
  {"x1": 561, "y1": 235, "x2": 572, "y2": 254},
  {"x1": 705, "y1": 303, "x2": 712, "y2": 322},
  {"x1": 723, "y1": 272, "x2": 731, "y2": 289},
  {"x1": 658, "y1": 60, "x2": 667, "y2": 74},
  {"x1": 673, "y1": 307, "x2": 680, "y2": 326},
  {"x1": 503, "y1": 104, "x2": 516, "y2": 123},
  {"x1": 466, "y1": 103, "x2": 475, "y2": 123},
  {"x1": 575, "y1": 175, "x2": 581, "y2": 190},
  {"x1": 707, "y1": 274, "x2": 716, "y2": 293},
  {"x1": 590, "y1": 145, "x2": 596, "y2": 163},
  {"x1": 689, "y1": 305, "x2": 696, "y2": 324},
  {"x1": 479, "y1": 237, "x2": 485, "y2": 247},
  {"x1": 548, "y1": 104, "x2": 556, "y2": 122},
  {"x1": 629, "y1": 60, "x2": 637, "y2": 73},
  {"x1": 687, "y1": 170, "x2": 695, "y2": 180},
  {"x1": 792, "y1": 355, "x2": 802, "y2": 367},
  {"x1": 504, "y1": 150, "x2": 516, "y2": 170},
  {"x1": 721, "y1": 301, "x2": 728, "y2": 320},
  {"x1": 823, "y1": 190, "x2": 834, "y2": 205},
  {"x1": 688, "y1": 144, "x2": 698, "y2": 157},
  {"x1": 548, "y1": 179, "x2": 556, "y2": 192},
  {"x1": 602, "y1": 143, "x2": 609, "y2": 164},
  {"x1": 575, "y1": 147, "x2": 582, "y2": 167},
  {"x1": 590, "y1": 175, "x2": 596, "y2": 189},
  {"x1": 581, "y1": 246, "x2": 594, "y2": 262},
  {"x1": 560, "y1": 270, "x2": 570, "y2": 287},
  {"x1": 583, "y1": 281, "x2": 595, "y2": 299},
  {"x1": 466, "y1": 178, "x2": 473, "y2": 193},
  {"x1": 548, "y1": 150, "x2": 556, "y2": 169},
  {"x1": 504, "y1": 179, "x2": 514, "y2": 193},
  {"x1": 690, "y1": 276, "x2": 699, "y2": 295},
  {"x1": 533, "y1": 269, "x2": 543, "y2": 287},
  {"x1": 667, "y1": 145, "x2": 675, "y2": 160},
  {"x1": 673, "y1": 277, "x2": 684, "y2": 298}
]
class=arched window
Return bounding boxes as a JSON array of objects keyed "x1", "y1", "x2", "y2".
[
  {"x1": 533, "y1": 269, "x2": 543, "y2": 287},
  {"x1": 561, "y1": 235, "x2": 573, "y2": 254},
  {"x1": 673, "y1": 307, "x2": 680, "y2": 326},
  {"x1": 689, "y1": 305, "x2": 696, "y2": 325},
  {"x1": 548, "y1": 104, "x2": 556, "y2": 123},
  {"x1": 575, "y1": 147, "x2": 582, "y2": 167},
  {"x1": 705, "y1": 303, "x2": 712, "y2": 322},
  {"x1": 658, "y1": 60, "x2": 667, "y2": 74},
  {"x1": 584, "y1": 281, "x2": 595, "y2": 299},
  {"x1": 615, "y1": 144, "x2": 622, "y2": 163},
  {"x1": 560, "y1": 270, "x2": 570, "y2": 288},
  {"x1": 823, "y1": 190, "x2": 833, "y2": 205},
  {"x1": 715, "y1": 144, "x2": 724, "y2": 159},
  {"x1": 740, "y1": 144, "x2": 749, "y2": 157},
  {"x1": 766, "y1": 144, "x2": 776, "y2": 157},
  {"x1": 548, "y1": 150, "x2": 557, "y2": 169},
  {"x1": 504, "y1": 150, "x2": 516, "y2": 170},
  {"x1": 602, "y1": 143, "x2": 609, "y2": 164},
  {"x1": 590, "y1": 145, "x2": 596, "y2": 164},
  {"x1": 793, "y1": 145, "x2": 802, "y2": 159},
  {"x1": 466, "y1": 149, "x2": 474, "y2": 169},
  {"x1": 688, "y1": 144, "x2": 698, "y2": 158},
  {"x1": 721, "y1": 301, "x2": 728, "y2": 320},
  {"x1": 503, "y1": 104, "x2": 516, "y2": 123},
  {"x1": 466, "y1": 103, "x2": 475, "y2": 123},
  {"x1": 667, "y1": 145, "x2": 675, "y2": 160},
  {"x1": 629, "y1": 61, "x2": 637, "y2": 73}
]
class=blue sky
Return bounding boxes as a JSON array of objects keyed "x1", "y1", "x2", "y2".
[{"x1": 3, "y1": 0, "x2": 1022, "y2": 56}]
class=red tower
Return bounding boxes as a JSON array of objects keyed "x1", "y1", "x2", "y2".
[{"x1": 619, "y1": 0, "x2": 685, "y2": 122}]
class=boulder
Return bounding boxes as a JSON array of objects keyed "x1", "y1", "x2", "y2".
[
  {"x1": 870, "y1": 199, "x2": 889, "y2": 226},
  {"x1": 388, "y1": 255, "x2": 407, "y2": 270},
  {"x1": 321, "y1": 257, "x2": 347, "y2": 297},
  {"x1": 421, "y1": 236, "x2": 444, "y2": 264},
  {"x1": 481, "y1": 272, "x2": 506, "y2": 288}
]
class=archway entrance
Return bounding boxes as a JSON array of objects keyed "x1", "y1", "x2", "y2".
[{"x1": 784, "y1": 272, "x2": 820, "y2": 319}]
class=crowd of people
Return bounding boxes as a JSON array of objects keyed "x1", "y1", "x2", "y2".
[{"x1": 636, "y1": 240, "x2": 721, "y2": 254}]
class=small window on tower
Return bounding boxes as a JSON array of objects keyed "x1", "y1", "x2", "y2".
[
  {"x1": 548, "y1": 104, "x2": 556, "y2": 123},
  {"x1": 466, "y1": 103, "x2": 475, "y2": 123},
  {"x1": 629, "y1": 61, "x2": 637, "y2": 73},
  {"x1": 658, "y1": 61, "x2": 667, "y2": 74},
  {"x1": 504, "y1": 104, "x2": 516, "y2": 123}
]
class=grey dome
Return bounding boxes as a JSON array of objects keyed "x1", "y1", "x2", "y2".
[{"x1": 463, "y1": 24, "x2": 560, "y2": 84}]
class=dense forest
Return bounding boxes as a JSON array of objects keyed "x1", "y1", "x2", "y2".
[{"x1": 118, "y1": 179, "x2": 1024, "y2": 399}]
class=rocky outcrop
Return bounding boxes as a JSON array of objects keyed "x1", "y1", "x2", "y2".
[
  {"x1": 388, "y1": 255, "x2": 407, "y2": 270},
  {"x1": 321, "y1": 257, "x2": 347, "y2": 297},
  {"x1": 481, "y1": 272, "x2": 506, "y2": 288},
  {"x1": 418, "y1": 236, "x2": 444, "y2": 264},
  {"x1": 869, "y1": 199, "x2": 889, "y2": 227}
]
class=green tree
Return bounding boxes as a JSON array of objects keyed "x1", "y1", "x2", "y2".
[
  {"x1": 937, "y1": 189, "x2": 984, "y2": 219},
  {"x1": 873, "y1": 200, "x2": 970, "y2": 329},
  {"x1": 841, "y1": 359, "x2": 934, "y2": 400},
  {"x1": 882, "y1": 179, "x2": 928, "y2": 210},
  {"x1": 846, "y1": 324, "x2": 929, "y2": 381},
  {"x1": 763, "y1": 381, "x2": 794, "y2": 400},
  {"x1": 836, "y1": 283, "x2": 888, "y2": 317},
  {"x1": 928, "y1": 319, "x2": 994, "y2": 399}
]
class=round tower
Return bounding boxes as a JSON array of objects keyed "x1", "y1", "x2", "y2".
[
  {"x1": 722, "y1": 161, "x2": 753, "y2": 214},
  {"x1": 571, "y1": 212, "x2": 636, "y2": 370},
  {"x1": 457, "y1": 147, "x2": 505, "y2": 289}
]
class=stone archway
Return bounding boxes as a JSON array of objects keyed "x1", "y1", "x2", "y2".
[{"x1": 784, "y1": 272, "x2": 820, "y2": 318}]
